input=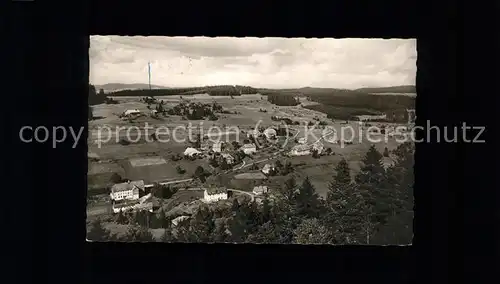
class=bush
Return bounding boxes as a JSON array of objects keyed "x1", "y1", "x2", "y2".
[
  {"x1": 176, "y1": 166, "x2": 186, "y2": 174},
  {"x1": 110, "y1": 173, "x2": 124, "y2": 184}
]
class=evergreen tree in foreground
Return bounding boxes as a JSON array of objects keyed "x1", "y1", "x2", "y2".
[
  {"x1": 295, "y1": 176, "x2": 322, "y2": 218},
  {"x1": 114, "y1": 209, "x2": 128, "y2": 225},
  {"x1": 354, "y1": 145, "x2": 397, "y2": 236},
  {"x1": 355, "y1": 145, "x2": 385, "y2": 184}
]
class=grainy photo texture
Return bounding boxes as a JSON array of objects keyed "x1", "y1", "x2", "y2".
[{"x1": 87, "y1": 36, "x2": 416, "y2": 244}]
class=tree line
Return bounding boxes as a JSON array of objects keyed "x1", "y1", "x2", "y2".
[
  {"x1": 306, "y1": 93, "x2": 415, "y2": 122},
  {"x1": 266, "y1": 94, "x2": 300, "y2": 106},
  {"x1": 88, "y1": 142, "x2": 414, "y2": 245},
  {"x1": 106, "y1": 85, "x2": 257, "y2": 97}
]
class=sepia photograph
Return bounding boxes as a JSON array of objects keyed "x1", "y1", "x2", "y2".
[{"x1": 87, "y1": 36, "x2": 416, "y2": 245}]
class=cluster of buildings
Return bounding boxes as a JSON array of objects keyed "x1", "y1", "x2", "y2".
[{"x1": 289, "y1": 141, "x2": 324, "y2": 156}]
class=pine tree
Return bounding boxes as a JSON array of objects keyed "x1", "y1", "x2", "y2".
[
  {"x1": 355, "y1": 145, "x2": 395, "y2": 230},
  {"x1": 231, "y1": 198, "x2": 240, "y2": 212},
  {"x1": 156, "y1": 209, "x2": 168, "y2": 228},
  {"x1": 282, "y1": 176, "x2": 297, "y2": 202},
  {"x1": 115, "y1": 209, "x2": 128, "y2": 225},
  {"x1": 260, "y1": 197, "x2": 272, "y2": 224},
  {"x1": 295, "y1": 177, "x2": 321, "y2": 218},
  {"x1": 386, "y1": 142, "x2": 414, "y2": 213},
  {"x1": 324, "y1": 157, "x2": 375, "y2": 244},
  {"x1": 333, "y1": 158, "x2": 351, "y2": 185},
  {"x1": 355, "y1": 145, "x2": 385, "y2": 184},
  {"x1": 383, "y1": 147, "x2": 390, "y2": 157}
]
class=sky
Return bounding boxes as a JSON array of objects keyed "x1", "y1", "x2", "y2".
[{"x1": 89, "y1": 36, "x2": 416, "y2": 89}]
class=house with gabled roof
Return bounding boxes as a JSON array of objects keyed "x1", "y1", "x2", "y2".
[
  {"x1": 203, "y1": 187, "x2": 228, "y2": 203},
  {"x1": 110, "y1": 180, "x2": 144, "y2": 201}
]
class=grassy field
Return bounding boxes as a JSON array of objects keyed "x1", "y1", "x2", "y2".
[{"x1": 89, "y1": 93, "x2": 412, "y2": 199}]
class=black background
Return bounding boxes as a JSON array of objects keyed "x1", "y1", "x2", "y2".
[{"x1": 6, "y1": 0, "x2": 497, "y2": 283}]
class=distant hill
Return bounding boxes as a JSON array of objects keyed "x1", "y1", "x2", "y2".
[
  {"x1": 95, "y1": 83, "x2": 168, "y2": 93},
  {"x1": 354, "y1": 85, "x2": 416, "y2": 93}
]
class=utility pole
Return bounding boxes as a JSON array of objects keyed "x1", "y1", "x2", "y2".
[{"x1": 148, "y1": 61, "x2": 152, "y2": 90}]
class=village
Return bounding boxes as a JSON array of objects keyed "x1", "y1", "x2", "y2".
[{"x1": 87, "y1": 91, "x2": 415, "y2": 236}]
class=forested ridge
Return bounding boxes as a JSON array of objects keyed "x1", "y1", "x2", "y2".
[{"x1": 107, "y1": 85, "x2": 258, "y2": 97}]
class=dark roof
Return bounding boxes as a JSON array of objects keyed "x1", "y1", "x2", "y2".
[{"x1": 111, "y1": 180, "x2": 145, "y2": 193}]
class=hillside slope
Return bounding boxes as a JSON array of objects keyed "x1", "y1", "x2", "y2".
[{"x1": 354, "y1": 85, "x2": 416, "y2": 93}]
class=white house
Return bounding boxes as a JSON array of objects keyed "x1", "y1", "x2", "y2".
[
  {"x1": 123, "y1": 109, "x2": 142, "y2": 117},
  {"x1": 297, "y1": 137, "x2": 307, "y2": 144},
  {"x1": 203, "y1": 188, "x2": 228, "y2": 203},
  {"x1": 261, "y1": 164, "x2": 275, "y2": 175},
  {"x1": 263, "y1": 128, "x2": 277, "y2": 139},
  {"x1": 112, "y1": 201, "x2": 153, "y2": 213},
  {"x1": 240, "y1": 143, "x2": 257, "y2": 155},
  {"x1": 312, "y1": 141, "x2": 324, "y2": 154},
  {"x1": 172, "y1": 215, "x2": 191, "y2": 227},
  {"x1": 184, "y1": 147, "x2": 202, "y2": 157},
  {"x1": 253, "y1": 186, "x2": 269, "y2": 195},
  {"x1": 290, "y1": 145, "x2": 311, "y2": 156},
  {"x1": 212, "y1": 142, "x2": 223, "y2": 153},
  {"x1": 221, "y1": 153, "x2": 235, "y2": 165},
  {"x1": 110, "y1": 180, "x2": 144, "y2": 201}
]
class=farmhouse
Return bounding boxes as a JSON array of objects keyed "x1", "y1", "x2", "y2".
[
  {"x1": 212, "y1": 142, "x2": 223, "y2": 153},
  {"x1": 252, "y1": 185, "x2": 269, "y2": 195},
  {"x1": 184, "y1": 147, "x2": 201, "y2": 157},
  {"x1": 204, "y1": 188, "x2": 228, "y2": 203},
  {"x1": 221, "y1": 153, "x2": 235, "y2": 165},
  {"x1": 261, "y1": 164, "x2": 275, "y2": 175},
  {"x1": 112, "y1": 195, "x2": 153, "y2": 213},
  {"x1": 123, "y1": 109, "x2": 142, "y2": 117},
  {"x1": 290, "y1": 145, "x2": 311, "y2": 156},
  {"x1": 297, "y1": 137, "x2": 307, "y2": 144},
  {"x1": 240, "y1": 143, "x2": 257, "y2": 155},
  {"x1": 110, "y1": 180, "x2": 144, "y2": 201},
  {"x1": 264, "y1": 128, "x2": 277, "y2": 139}
]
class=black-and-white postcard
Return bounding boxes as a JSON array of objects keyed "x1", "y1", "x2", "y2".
[{"x1": 87, "y1": 36, "x2": 415, "y2": 245}]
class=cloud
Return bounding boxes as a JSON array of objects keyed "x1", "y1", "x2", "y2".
[{"x1": 90, "y1": 36, "x2": 416, "y2": 89}]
